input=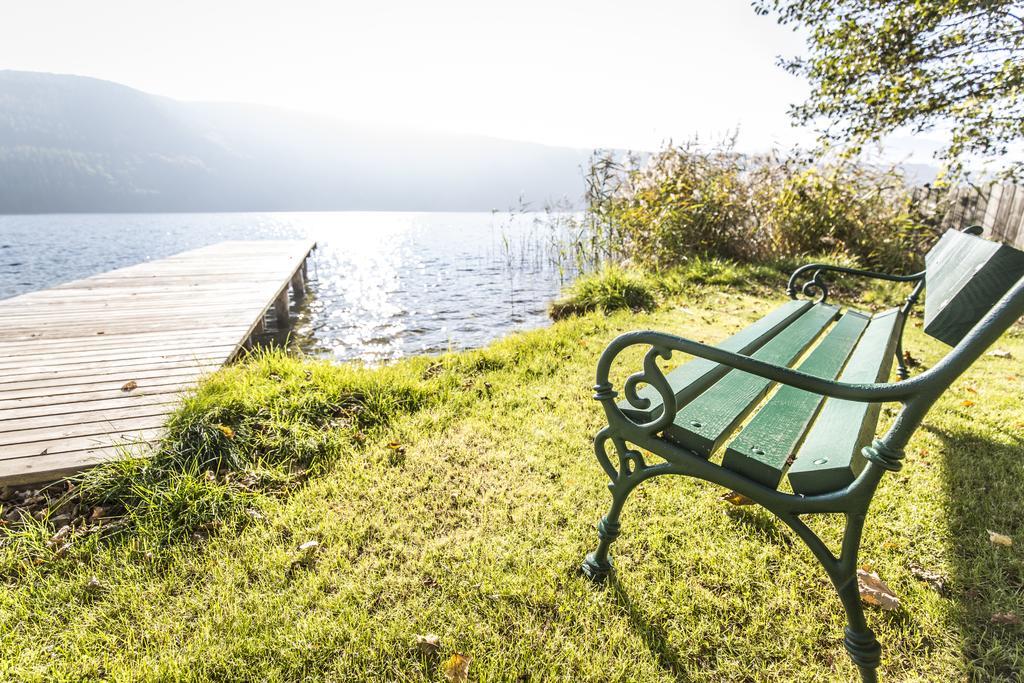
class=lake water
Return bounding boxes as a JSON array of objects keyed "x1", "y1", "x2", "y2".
[{"x1": 0, "y1": 211, "x2": 580, "y2": 362}]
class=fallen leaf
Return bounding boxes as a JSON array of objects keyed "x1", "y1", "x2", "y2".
[
  {"x1": 988, "y1": 349, "x2": 1013, "y2": 359},
  {"x1": 961, "y1": 399, "x2": 975, "y2": 407},
  {"x1": 286, "y1": 540, "x2": 321, "y2": 576},
  {"x1": 443, "y1": 653, "x2": 471, "y2": 683},
  {"x1": 121, "y1": 380, "x2": 138, "y2": 392},
  {"x1": 89, "y1": 506, "x2": 106, "y2": 520},
  {"x1": 387, "y1": 441, "x2": 406, "y2": 453},
  {"x1": 857, "y1": 568, "x2": 900, "y2": 611},
  {"x1": 414, "y1": 634, "x2": 441, "y2": 656},
  {"x1": 991, "y1": 612, "x2": 1022, "y2": 625},
  {"x1": 908, "y1": 563, "x2": 947, "y2": 594},
  {"x1": 988, "y1": 530, "x2": 1013, "y2": 547},
  {"x1": 719, "y1": 490, "x2": 754, "y2": 506},
  {"x1": 47, "y1": 525, "x2": 72, "y2": 546},
  {"x1": 903, "y1": 350, "x2": 921, "y2": 368},
  {"x1": 85, "y1": 576, "x2": 104, "y2": 593},
  {"x1": 216, "y1": 424, "x2": 235, "y2": 439}
]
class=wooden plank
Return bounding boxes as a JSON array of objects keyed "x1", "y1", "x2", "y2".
[
  {"x1": 0, "y1": 384, "x2": 189, "y2": 413},
  {"x1": 0, "y1": 392, "x2": 185, "y2": 423},
  {"x1": 1004, "y1": 187, "x2": 1024, "y2": 248},
  {"x1": 0, "y1": 363, "x2": 220, "y2": 394},
  {"x1": 0, "y1": 415, "x2": 170, "y2": 453},
  {"x1": 788, "y1": 310, "x2": 902, "y2": 495},
  {"x1": 0, "y1": 435, "x2": 163, "y2": 486},
  {"x1": 924, "y1": 229, "x2": 1024, "y2": 345},
  {"x1": 0, "y1": 301, "x2": 273, "y2": 322},
  {"x1": 0, "y1": 401, "x2": 178, "y2": 433},
  {"x1": 664, "y1": 303, "x2": 839, "y2": 455},
  {"x1": 0, "y1": 331, "x2": 249, "y2": 355},
  {"x1": 993, "y1": 185, "x2": 1017, "y2": 238},
  {"x1": 982, "y1": 184, "x2": 1004, "y2": 234},
  {"x1": 0, "y1": 346, "x2": 236, "y2": 374},
  {"x1": 721, "y1": 311, "x2": 870, "y2": 488},
  {"x1": 1, "y1": 320, "x2": 261, "y2": 341},
  {"x1": 620, "y1": 300, "x2": 812, "y2": 421},
  {"x1": 0, "y1": 428, "x2": 164, "y2": 463}
]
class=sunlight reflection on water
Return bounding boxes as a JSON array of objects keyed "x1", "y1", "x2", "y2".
[{"x1": 0, "y1": 211, "x2": 579, "y2": 363}]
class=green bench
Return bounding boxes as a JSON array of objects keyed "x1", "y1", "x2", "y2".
[{"x1": 581, "y1": 226, "x2": 1024, "y2": 682}]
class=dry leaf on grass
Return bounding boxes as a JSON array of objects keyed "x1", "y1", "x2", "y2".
[
  {"x1": 287, "y1": 540, "x2": 321, "y2": 576},
  {"x1": 961, "y1": 399, "x2": 975, "y2": 407},
  {"x1": 120, "y1": 380, "x2": 138, "y2": 392},
  {"x1": 988, "y1": 349, "x2": 1013, "y2": 359},
  {"x1": 991, "y1": 612, "x2": 1022, "y2": 625},
  {"x1": 719, "y1": 490, "x2": 754, "y2": 506},
  {"x1": 987, "y1": 530, "x2": 1013, "y2": 547},
  {"x1": 443, "y1": 653, "x2": 471, "y2": 682},
  {"x1": 414, "y1": 634, "x2": 440, "y2": 656},
  {"x1": 908, "y1": 563, "x2": 947, "y2": 594},
  {"x1": 857, "y1": 569, "x2": 900, "y2": 611},
  {"x1": 216, "y1": 424, "x2": 235, "y2": 439}
]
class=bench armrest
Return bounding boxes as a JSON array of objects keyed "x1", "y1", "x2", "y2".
[
  {"x1": 594, "y1": 330, "x2": 922, "y2": 435},
  {"x1": 786, "y1": 263, "x2": 924, "y2": 303}
]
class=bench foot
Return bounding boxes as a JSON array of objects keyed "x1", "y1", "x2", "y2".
[
  {"x1": 582, "y1": 515, "x2": 622, "y2": 582},
  {"x1": 580, "y1": 552, "x2": 612, "y2": 582}
]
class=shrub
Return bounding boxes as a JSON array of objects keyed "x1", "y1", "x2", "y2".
[
  {"x1": 583, "y1": 141, "x2": 938, "y2": 273},
  {"x1": 765, "y1": 165, "x2": 936, "y2": 272},
  {"x1": 588, "y1": 142, "x2": 755, "y2": 269}
]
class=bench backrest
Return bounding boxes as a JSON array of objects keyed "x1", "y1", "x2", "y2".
[{"x1": 924, "y1": 229, "x2": 1024, "y2": 346}]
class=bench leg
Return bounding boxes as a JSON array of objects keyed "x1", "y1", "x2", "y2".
[
  {"x1": 780, "y1": 501, "x2": 884, "y2": 681},
  {"x1": 835, "y1": 510, "x2": 882, "y2": 682},
  {"x1": 581, "y1": 497, "x2": 625, "y2": 582},
  {"x1": 581, "y1": 432, "x2": 653, "y2": 582},
  {"x1": 894, "y1": 335, "x2": 910, "y2": 380},
  {"x1": 837, "y1": 574, "x2": 882, "y2": 682}
]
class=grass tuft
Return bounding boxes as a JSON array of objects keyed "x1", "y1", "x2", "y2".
[{"x1": 549, "y1": 265, "x2": 657, "y2": 319}]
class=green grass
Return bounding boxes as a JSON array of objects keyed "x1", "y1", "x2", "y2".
[{"x1": 1, "y1": 274, "x2": 1022, "y2": 681}]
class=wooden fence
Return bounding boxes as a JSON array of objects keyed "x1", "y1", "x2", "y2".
[{"x1": 912, "y1": 184, "x2": 1024, "y2": 249}]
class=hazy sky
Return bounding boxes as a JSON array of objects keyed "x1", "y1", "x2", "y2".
[{"x1": 0, "y1": 0, "x2": 822, "y2": 151}]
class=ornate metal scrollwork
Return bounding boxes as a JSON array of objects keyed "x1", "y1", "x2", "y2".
[
  {"x1": 619, "y1": 344, "x2": 676, "y2": 434},
  {"x1": 788, "y1": 268, "x2": 830, "y2": 303},
  {"x1": 594, "y1": 428, "x2": 649, "y2": 484}
]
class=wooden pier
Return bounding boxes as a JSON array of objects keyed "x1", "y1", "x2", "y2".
[{"x1": 0, "y1": 240, "x2": 316, "y2": 485}]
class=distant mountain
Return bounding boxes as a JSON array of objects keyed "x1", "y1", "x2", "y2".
[{"x1": 0, "y1": 71, "x2": 591, "y2": 213}]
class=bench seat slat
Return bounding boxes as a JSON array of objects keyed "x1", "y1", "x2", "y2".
[
  {"x1": 787, "y1": 309, "x2": 903, "y2": 495},
  {"x1": 620, "y1": 299, "x2": 812, "y2": 422},
  {"x1": 721, "y1": 310, "x2": 870, "y2": 488},
  {"x1": 663, "y1": 302, "x2": 839, "y2": 455}
]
